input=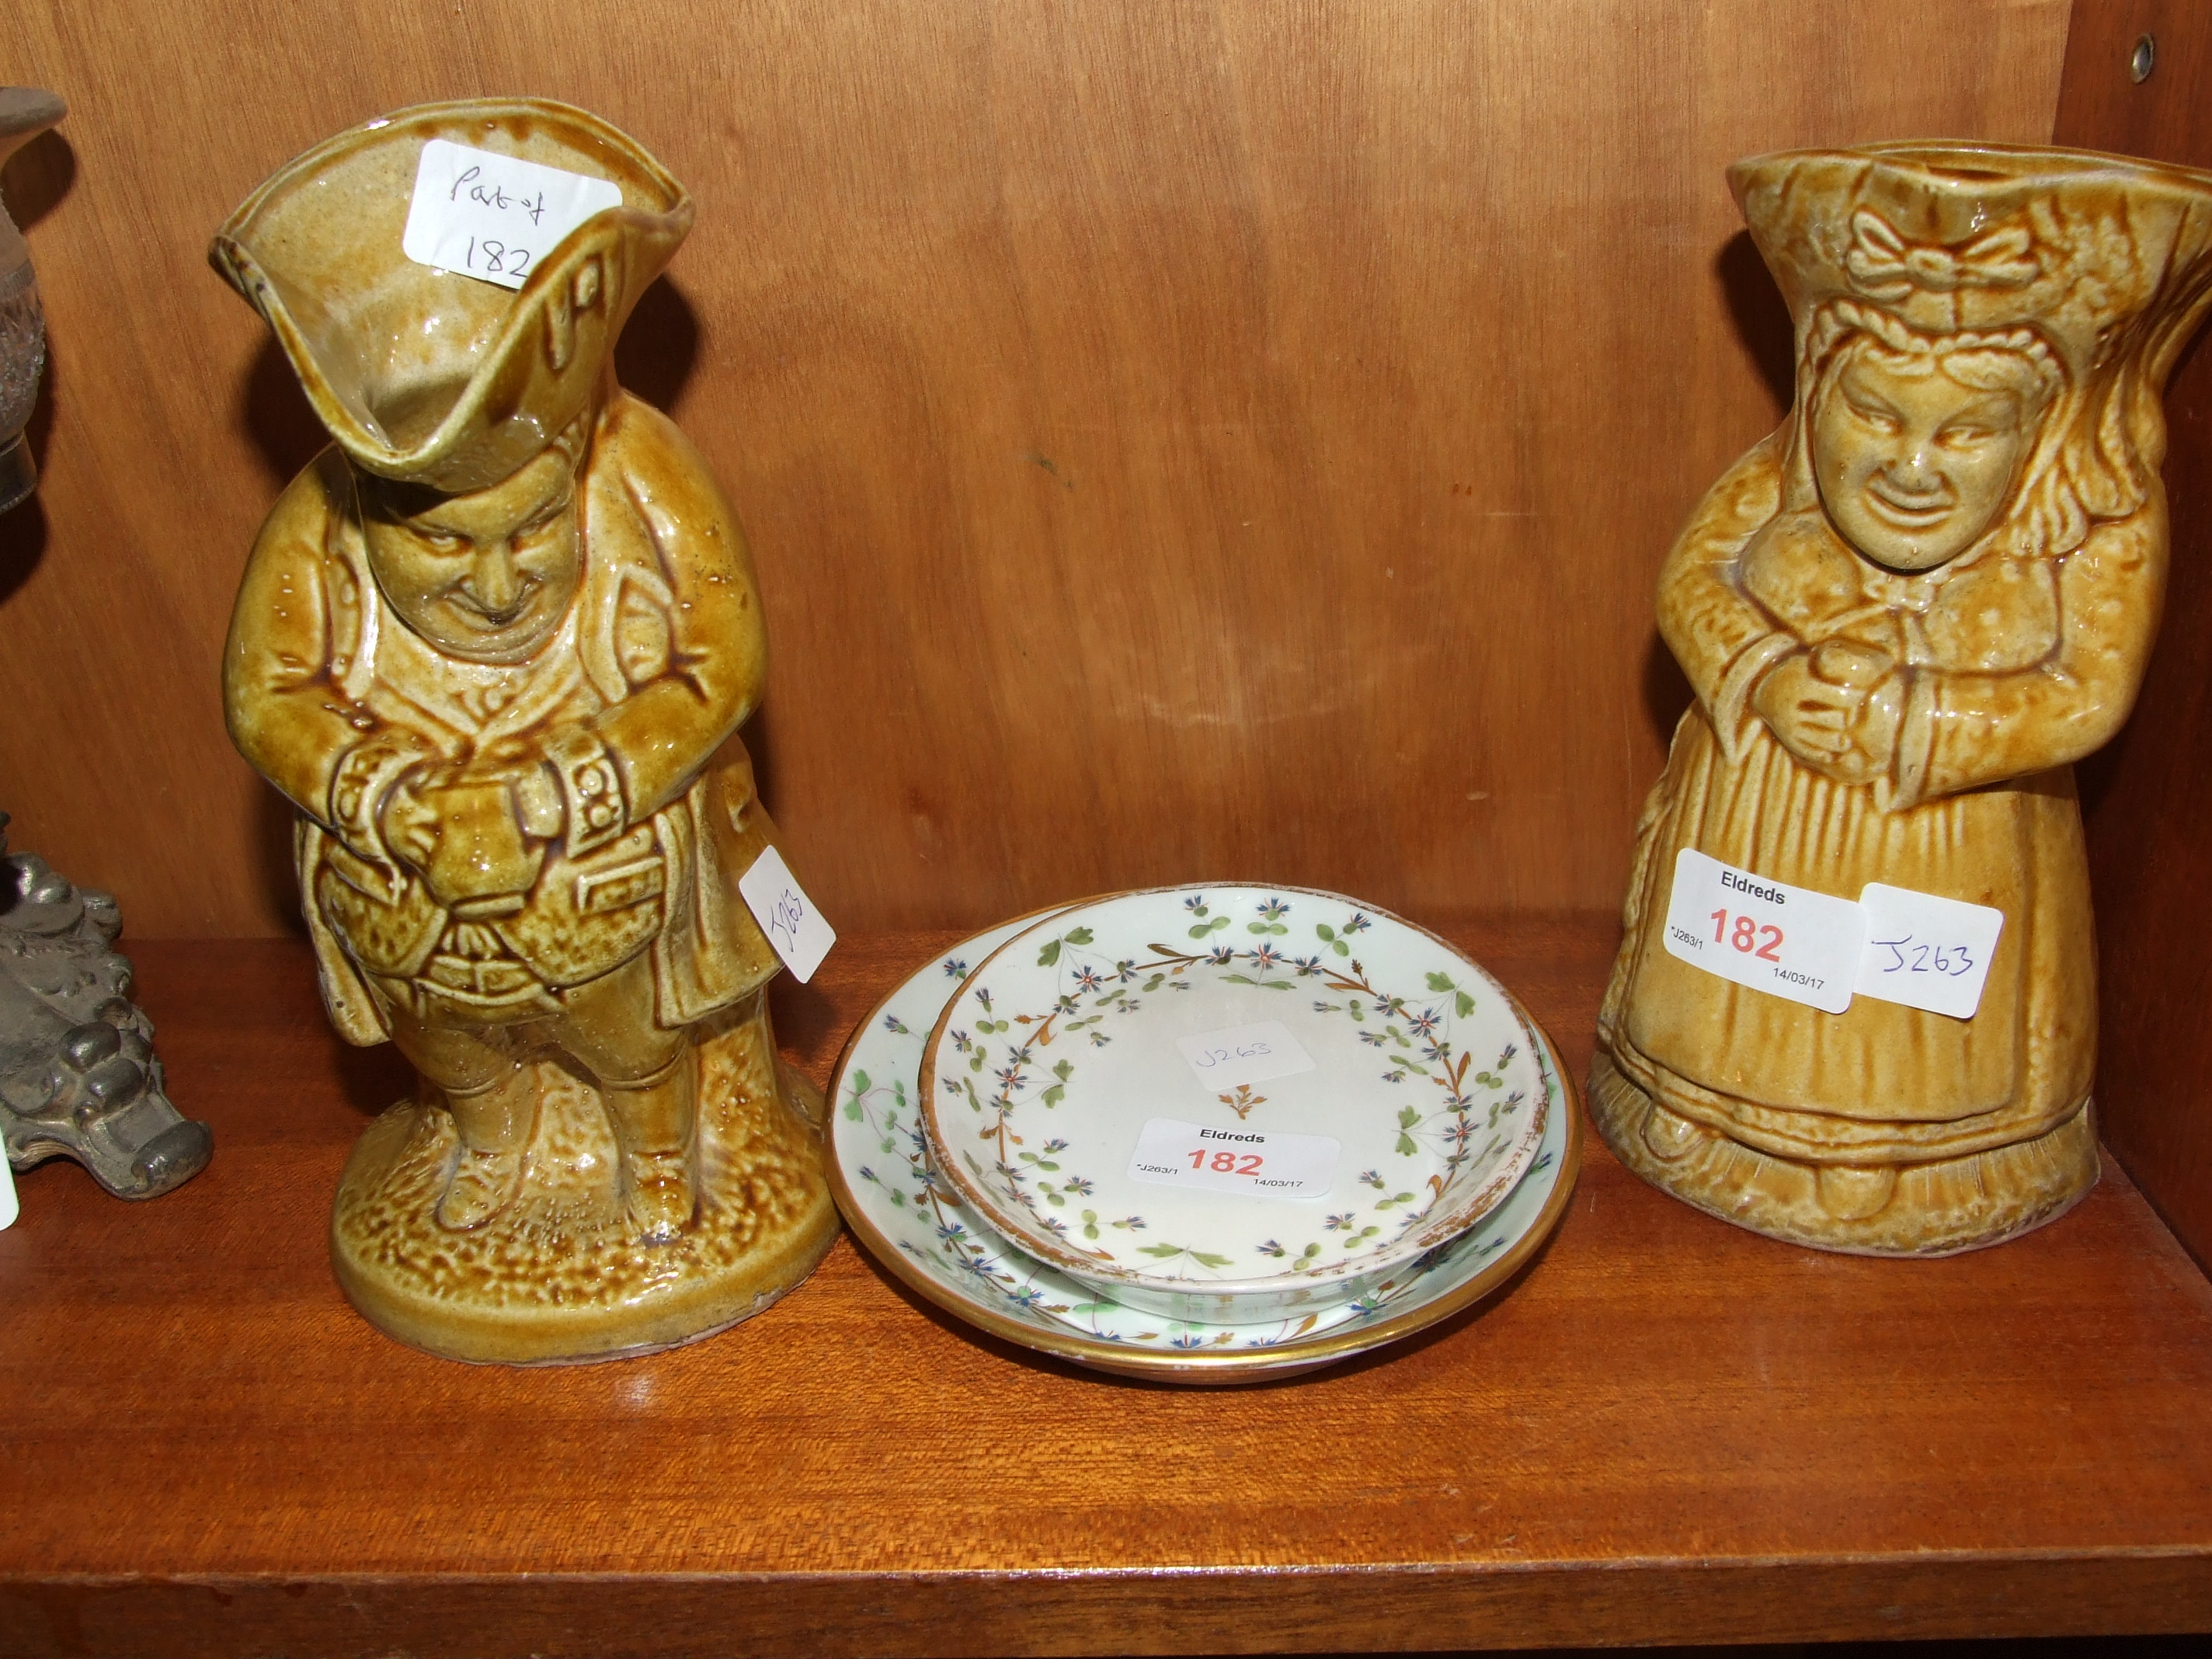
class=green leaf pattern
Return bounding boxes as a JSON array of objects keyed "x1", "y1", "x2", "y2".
[
  {"x1": 842, "y1": 951, "x2": 1465, "y2": 1351},
  {"x1": 946, "y1": 894, "x2": 1530, "y2": 1284}
]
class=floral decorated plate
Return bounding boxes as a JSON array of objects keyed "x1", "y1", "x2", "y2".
[
  {"x1": 917, "y1": 886, "x2": 1551, "y2": 1323},
  {"x1": 826, "y1": 914, "x2": 1581, "y2": 1383}
]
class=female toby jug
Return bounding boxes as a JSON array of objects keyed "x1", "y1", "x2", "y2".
[{"x1": 1595, "y1": 144, "x2": 2212, "y2": 1254}]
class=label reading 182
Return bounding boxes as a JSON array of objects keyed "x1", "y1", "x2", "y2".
[
  {"x1": 401, "y1": 139, "x2": 625, "y2": 291},
  {"x1": 1662, "y1": 848, "x2": 1865, "y2": 1014},
  {"x1": 1127, "y1": 1118, "x2": 1338, "y2": 1201}
]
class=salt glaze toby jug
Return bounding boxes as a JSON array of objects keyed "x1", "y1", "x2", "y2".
[
  {"x1": 1595, "y1": 144, "x2": 2212, "y2": 1254},
  {"x1": 215, "y1": 100, "x2": 836, "y2": 1360}
]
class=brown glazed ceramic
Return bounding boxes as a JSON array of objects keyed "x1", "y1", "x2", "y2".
[
  {"x1": 1595, "y1": 144, "x2": 2212, "y2": 1255},
  {"x1": 214, "y1": 100, "x2": 836, "y2": 1361}
]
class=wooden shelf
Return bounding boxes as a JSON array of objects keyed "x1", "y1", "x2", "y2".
[{"x1": 5, "y1": 919, "x2": 2212, "y2": 1655}]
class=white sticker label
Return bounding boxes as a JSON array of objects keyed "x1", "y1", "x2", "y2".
[
  {"x1": 1856, "y1": 883, "x2": 2005, "y2": 1019},
  {"x1": 1174, "y1": 1020, "x2": 1317, "y2": 1090},
  {"x1": 401, "y1": 138, "x2": 625, "y2": 290},
  {"x1": 1662, "y1": 848, "x2": 1866, "y2": 1014},
  {"x1": 1127, "y1": 1118, "x2": 1338, "y2": 1200},
  {"x1": 738, "y1": 847, "x2": 836, "y2": 984},
  {"x1": 0, "y1": 1154, "x2": 16, "y2": 1230}
]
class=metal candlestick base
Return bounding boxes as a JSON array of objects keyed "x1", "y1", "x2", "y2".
[{"x1": 1, "y1": 816, "x2": 212, "y2": 1199}]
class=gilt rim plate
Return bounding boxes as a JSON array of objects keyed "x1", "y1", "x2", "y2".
[
  {"x1": 917, "y1": 885, "x2": 1549, "y2": 1315},
  {"x1": 826, "y1": 908, "x2": 1581, "y2": 1382}
]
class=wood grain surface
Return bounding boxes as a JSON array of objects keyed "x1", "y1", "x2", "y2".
[
  {"x1": 5, "y1": 921, "x2": 2212, "y2": 1656},
  {"x1": 0, "y1": 0, "x2": 2067, "y2": 936},
  {"x1": 2055, "y1": 2, "x2": 2212, "y2": 1277}
]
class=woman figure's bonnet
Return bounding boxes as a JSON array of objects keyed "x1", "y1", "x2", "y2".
[{"x1": 1733, "y1": 141, "x2": 2212, "y2": 534}]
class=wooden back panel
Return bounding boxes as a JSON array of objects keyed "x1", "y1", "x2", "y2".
[
  {"x1": 0, "y1": 2, "x2": 2066, "y2": 937},
  {"x1": 2056, "y1": 0, "x2": 2212, "y2": 1271}
]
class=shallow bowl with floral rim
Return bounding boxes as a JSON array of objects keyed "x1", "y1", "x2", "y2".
[
  {"x1": 827, "y1": 915, "x2": 1580, "y2": 1383},
  {"x1": 917, "y1": 885, "x2": 1550, "y2": 1323}
]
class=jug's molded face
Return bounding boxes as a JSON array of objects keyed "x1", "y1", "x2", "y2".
[
  {"x1": 360, "y1": 447, "x2": 583, "y2": 663},
  {"x1": 1810, "y1": 334, "x2": 2054, "y2": 572},
  {"x1": 212, "y1": 99, "x2": 691, "y2": 494},
  {"x1": 1734, "y1": 142, "x2": 2212, "y2": 573}
]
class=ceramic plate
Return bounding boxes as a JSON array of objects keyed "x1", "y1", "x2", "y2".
[
  {"x1": 917, "y1": 885, "x2": 1549, "y2": 1320},
  {"x1": 826, "y1": 913, "x2": 1581, "y2": 1383}
]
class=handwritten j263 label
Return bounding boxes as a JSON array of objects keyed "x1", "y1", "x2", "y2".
[
  {"x1": 0, "y1": 1153, "x2": 16, "y2": 1230},
  {"x1": 1664, "y1": 850, "x2": 2004, "y2": 1019},
  {"x1": 1173, "y1": 1020, "x2": 1316, "y2": 1091},
  {"x1": 1662, "y1": 849, "x2": 1866, "y2": 1014},
  {"x1": 402, "y1": 139, "x2": 624, "y2": 290},
  {"x1": 738, "y1": 846, "x2": 835, "y2": 985},
  {"x1": 1854, "y1": 882, "x2": 2003, "y2": 1019},
  {"x1": 1127, "y1": 1118, "x2": 1338, "y2": 1201}
]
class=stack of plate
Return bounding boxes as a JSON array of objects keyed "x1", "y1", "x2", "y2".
[{"x1": 826, "y1": 884, "x2": 1580, "y2": 1382}]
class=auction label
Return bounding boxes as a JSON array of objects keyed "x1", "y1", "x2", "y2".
[
  {"x1": 1174, "y1": 1020, "x2": 1317, "y2": 1090},
  {"x1": 739, "y1": 847, "x2": 836, "y2": 984},
  {"x1": 0, "y1": 1153, "x2": 15, "y2": 1230},
  {"x1": 1662, "y1": 848, "x2": 1865, "y2": 1014},
  {"x1": 1855, "y1": 882, "x2": 2005, "y2": 1019},
  {"x1": 402, "y1": 139, "x2": 625, "y2": 290},
  {"x1": 1127, "y1": 1118, "x2": 1338, "y2": 1201}
]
